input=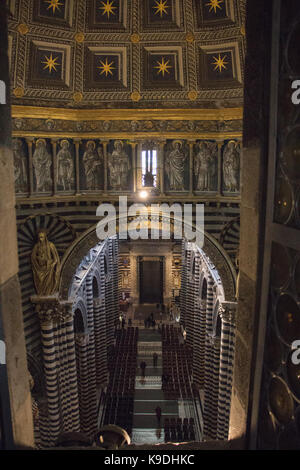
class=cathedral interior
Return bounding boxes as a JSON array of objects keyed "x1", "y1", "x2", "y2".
[{"x1": 0, "y1": 0, "x2": 300, "y2": 452}]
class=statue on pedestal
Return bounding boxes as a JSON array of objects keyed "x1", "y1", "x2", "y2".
[{"x1": 31, "y1": 230, "x2": 60, "y2": 296}]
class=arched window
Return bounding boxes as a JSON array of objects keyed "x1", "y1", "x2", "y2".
[{"x1": 141, "y1": 148, "x2": 157, "y2": 187}]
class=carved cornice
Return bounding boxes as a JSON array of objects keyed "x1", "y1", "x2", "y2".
[{"x1": 12, "y1": 106, "x2": 243, "y2": 122}]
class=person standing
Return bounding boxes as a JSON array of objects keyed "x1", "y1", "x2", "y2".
[
  {"x1": 140, "y1": 361, "x2": 147, "y2": 377},
  {"x1": 155, "y1": 406, "x2": 162, "y2": 425},
  {"x1": 153, "y1": 352, "x2": 158, "y2": 368}
]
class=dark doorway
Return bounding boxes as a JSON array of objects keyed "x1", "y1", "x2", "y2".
[{"x1": 139, "y1": 257, "x2": 163, "y2": 304}]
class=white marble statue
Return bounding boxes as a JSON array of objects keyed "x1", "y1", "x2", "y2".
[
  {"x1": 57, "y1": 140, "x2": 74, "y2": 191},
  {"x1": 223, "y1": 141, "x2": 240, "y2": 192},
  {"x1": 165, "y1": 140, "x2": 187, "y2": 191},
  {"x1": 194, "y1": 141, "x2": 217, "y2": 191},
  {"x1": 33, "y1": 139, "x2": 52, "y2": 192},
  {"x1": 108, "y1": 140, "x2": 131, "y2": 190},
  {"x1": 12, "y1": 138, "x2": 27, "y2": 193},
  {"x1": 83, "y1": 140, "x2": 103, "y2": 190}
]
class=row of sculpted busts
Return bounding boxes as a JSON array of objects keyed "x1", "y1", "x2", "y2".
[
  {"x1": 164, "y1": 139, "x2": 240, "y2": 192},
  {"x1": 12, "y1": 137, "x2": 240, "y2": 194}
]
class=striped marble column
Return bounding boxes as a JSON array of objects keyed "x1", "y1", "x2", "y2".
[
  {"x1": 203, "y1": 275, "x2": 216, "y2": 438},
  {"x1": 64, "y1": 316, "x2": 81, "y2": 431},
  {"x1": 93, "y1": 297, "x2": 108, "y2": 387},
  {"x1": 193, "y1": 299, "x2": 207, "y2": 388},
  {"x1": 217, "y1": 302, "x2": 237, "y2": 440},
  {"x1": 183, "y1": 246, "x2": 193, "y2": 345},
  {"x1": 209, "y1": 335, "x2": 221, "y2": 440},
  {"x1": 40, "y1": 319, "x2": 61, "y2": 446},
  {"x1": 75, "y1": 332, "x2": 90, "y2": 435},
  {"x1": 36, "y1": 300, "x2": 80, "y2": 447},
  {"x1": 180, "y1": 240, "x2": 187, "y2": 325},
  {"x1": 85, "y1": 275, "x2": 98, "y2": 436}
]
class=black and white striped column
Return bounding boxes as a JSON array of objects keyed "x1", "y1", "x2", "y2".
[
  {"x1": 75, "y1": 332, "x2": 90, "y2": 436},
  {"x1": 40, "y1": 319, "x2": 61, "y2": 447},
  {"x1": 93, "y1": 297, "x2": 108, "y2": 387},
  {"x1": 203, "y1": 275, "x2": 216, "y2": 438},
  {"x1": 217, "y1": 302, "x2": 237, "y2": 440},
  {"x1": 84, "y1": 275, "x2": 98, "y2": 436}
]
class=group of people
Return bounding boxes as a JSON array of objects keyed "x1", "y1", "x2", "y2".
[
  {"x1": 139, "y1": 352, "x2": 159, "y2": 377},
  {"x1": 144, "y1": 312, "x2": 156, "y2": 329},
  {"x1": 115, "y1": 313, "x2": 132, "y2": 330}
]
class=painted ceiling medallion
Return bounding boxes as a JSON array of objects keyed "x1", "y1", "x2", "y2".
[
  {"x1": 153, "y1": 0, "x2": 169, "y2": 17},
  {"x1": 42, "y1": 53, "x2": 60, "y2": 73},
  {"x1": 154, "y1": 57, "x2": 172, "y2": 77},
  {"x1": 100, "y1": 0, "x2": 117, "y2": 19},
  {"x1": 45, "y1": 0, "x2": 64, "y2": 14},
  {"x1": 212, "y1": 54, "x2": 228, "y2": 72},
  {"x1": 97, "y1": 58, "x2": 116, "y2": 77},
  {"x1": 205, "y1": 0, "x2": 224, "y2": 14}
]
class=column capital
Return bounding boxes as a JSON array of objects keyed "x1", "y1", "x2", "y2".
[
  {"x1": 31, "y1": 296, "x2": 73, "y2": 324},
  {"x1": 218, "y1": 301, "x2": 237, "y2": 324},
  {"x1": 75, "y1": 332, "x2": 89, "y2": 346},
  {"x1": 93, "y1": 297, "x2": 104, "y2": 308},
  {"x1": 207, "y1": 333, "x2": 221, "y2": 347}
]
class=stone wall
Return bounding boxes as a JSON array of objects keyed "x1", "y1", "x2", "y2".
[{"x1": 0, "y1": 4, "x2": 34, "y2": 449}]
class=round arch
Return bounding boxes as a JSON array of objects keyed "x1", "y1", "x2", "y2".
[{"x1": 59, "y1": 219, "x2": 237, "y2": 302}]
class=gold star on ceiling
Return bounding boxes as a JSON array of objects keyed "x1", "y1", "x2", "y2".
[
  {"x1": 154, "y1": 57, "x2": 172, "y2": 77},
  {"x1": 45, "y1": 0, "x2": 64, "y2": 14},
  {"x1": 212, "y1": 54, "x2": 228, "y2": 73},
  {"x1": 100, "y1": 0, "x2": 117, "y2": 18},
  {"x1": 153, "y1": 0, "x2": 169, "y2": 17},
  {"x1": 205, "y1": 0, "x2": 224, "y2": 14},
  {"x1": 97, "y1": 58, "x2": 115, "y2": 77},
  {"x1": 41, "y1": 53, "x2": 60, "y2": 73}
]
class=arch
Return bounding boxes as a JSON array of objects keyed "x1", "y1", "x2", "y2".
[
  {"x1": 92, "y1": 275, "x2": 99, "y2": 299},
  {"x1": 212, "y1": 300, "x2": 222, "y2": 337},
  {"x1": 201, "y1": 277, "x2": 208, "y2": 300},
  {"x1": 59, "y1": 218, "x2": 236, "y2": 301},
  {"x1": 73, "y1": 299, "x2": 88, "y2": 333},
  {"x1": 74, "y1": 309, "x2": 85, "y2": 334}
]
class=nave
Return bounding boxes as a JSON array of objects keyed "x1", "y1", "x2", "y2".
[{"x1": 100, "y1": 305, "x2": 202, "y2": 445}]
